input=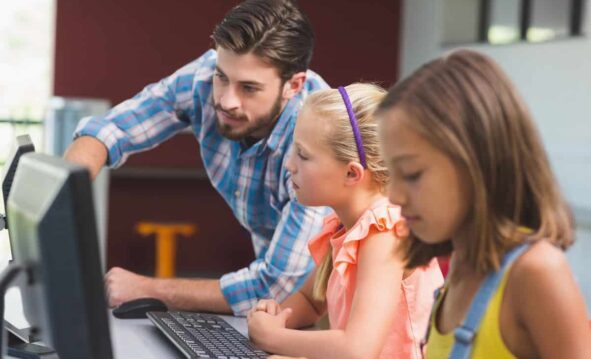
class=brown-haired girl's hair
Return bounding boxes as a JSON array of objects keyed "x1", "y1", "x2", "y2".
[
  {"x1": 305, "y1": 83, "x2": 388, "y2": 301},
  {"x1": 377, "y1": 49, "x2": 573, "y2": 273},
  {"x1": 212, "y1": 0, "x2": 314, "y2": 81}
]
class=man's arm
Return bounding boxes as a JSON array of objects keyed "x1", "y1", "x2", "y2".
[
  {"x1": 65, "y1": 50, "x2": 217, "y2": 174},
  {"x1": 105, "y1": 266, "x2": 232, "y2": 313},
  {"x1": 153, "y1": 278, "x2": 232, "y2": 313},
  {"x1": 219, "y1": 199, "x2": 330, "y2": 316},
  {"x1": 105, "y1": 198, "x2": 328, "y2": 315},
  {"x1": 64, "y1": 136, "x2": 108, "y2": 180}
]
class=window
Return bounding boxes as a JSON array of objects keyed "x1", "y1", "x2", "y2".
[
  {"x1": 443, "y1": 0, "x2": 587, "y2": 45},
  {"x1": 0, "y1": 0, "x2": 55, "y2": 165},
  {"x1": 489, "y1": 0, "x2": 521, "y2": 44},
  {"x1": 527, "y1": 0, "x2": 571, "y2": 41},
  {"x1": 443, "y1": 0, "x2": 482, "y2": 44}
]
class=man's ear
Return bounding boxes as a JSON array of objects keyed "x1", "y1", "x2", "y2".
[
  {"x1": 344, "y1": 162, "x2": 365, "y2": 186},
  {"x1": 282, "y1": 72, "x2": 307, "y2": 100}
]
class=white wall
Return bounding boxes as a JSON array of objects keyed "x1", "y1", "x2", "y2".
[
  {"x1": 401, "y1": 0, "x2": 591, "y2": 309},
  {"x1": 402, "y1": 0, "x2": 591, "y2": 222}
]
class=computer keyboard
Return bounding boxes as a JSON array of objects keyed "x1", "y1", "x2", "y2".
[{"x1": 147, "y1": 311, "x2": 268, "y2": 358}]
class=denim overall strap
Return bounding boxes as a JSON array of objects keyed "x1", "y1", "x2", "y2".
[{"x1": 449, "y1": 243, "x2": 530, "y2": 359}]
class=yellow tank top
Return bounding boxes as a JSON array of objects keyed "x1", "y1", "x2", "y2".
[{"x1": 425, "y1": 268, "x2": 516, "y2": 359}]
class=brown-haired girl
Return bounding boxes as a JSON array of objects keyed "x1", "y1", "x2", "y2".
[{"x1": 377, "y1": 49, "x2": 591, "y2": 358}]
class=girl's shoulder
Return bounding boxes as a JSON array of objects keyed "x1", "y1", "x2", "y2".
[
  {"x1": 505, "y1": 240, "x2": 573, "y2": 316},
  {"x1": 510, "y1": 240, "x2": 567, "y2": 279},
  {"x1": 502, "y1": 241, "x2": 590, "y2": 358}
]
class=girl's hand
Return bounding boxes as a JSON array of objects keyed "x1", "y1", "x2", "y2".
[
  {"x1": 252, "y1": 299, "x2": 282, "y2": 315},
  {"x1": 247, "y1": 307, "x2": 292, "y2": 349}
]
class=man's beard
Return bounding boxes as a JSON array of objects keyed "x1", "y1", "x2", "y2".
[{"x1": 214, "y1": 94, "x2": 284, "y2": 141}]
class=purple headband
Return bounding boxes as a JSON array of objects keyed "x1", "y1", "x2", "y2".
[{"x1": 337, "y1": 86, "x2": 367, "y2": 168}]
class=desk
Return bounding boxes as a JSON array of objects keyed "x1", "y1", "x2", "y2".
[
  {"x1": 6, "y1": 283, "x2": 252, "y2": 358},
  {"x1": 6, "y1": 312, "x2": 249, "y2": 359},
  {"x1": 109, "y1": 312, "x2": 249, "y2": 358}
]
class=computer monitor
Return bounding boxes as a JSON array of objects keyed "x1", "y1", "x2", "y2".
[
  {"x1": 0, "y1": 135, "x2": 43, "y2": 352},
  {"x1": 7, "y1": 153, "x2": 113, "y2": 359},
  {"x1": 1, "y1": 134, "x2": 35, "y2": 261}
]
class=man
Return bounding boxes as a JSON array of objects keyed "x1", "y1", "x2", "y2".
[{"x1": 64, "y1": 0, "x2": 330, "y2": 316}]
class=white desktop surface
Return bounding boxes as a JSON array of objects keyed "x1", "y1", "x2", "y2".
[
  {"x1": 4, "y1": 282, "x2": 251, "y2": 358},
  {"x1": 6, "y1": 310, "x2": 249, "y2": 358}
]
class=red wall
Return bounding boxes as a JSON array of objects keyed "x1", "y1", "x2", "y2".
[
  {"x1": 54, "y1": 0, "x2": 401, "y2": 275},
  {"x1": 54, "y1": 0, "x2": 401, "y2": 103}
]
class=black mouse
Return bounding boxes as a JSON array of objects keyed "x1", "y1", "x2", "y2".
[{"x1": 112, "y1": 297, "x2": 168, "y2": 319}]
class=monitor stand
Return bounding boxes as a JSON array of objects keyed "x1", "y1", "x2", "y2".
[
  {"x1": 6, "y1": 320, "x2": 38, "y2": 343},
  {"x1": 0, "y1": 264, "x2": 55, "y2": 358},
  {"x1": 7, "y1": 329, "x2": 56, "y2": 358}
]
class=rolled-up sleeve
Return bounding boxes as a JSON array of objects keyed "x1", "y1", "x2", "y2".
[{"x1": 220, "y1": 199, "x2": 329, "y2": 316}]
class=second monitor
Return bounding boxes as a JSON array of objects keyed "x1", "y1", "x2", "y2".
[{"x1": 7, "y1": 153, "x2": 113, "y2": 359}]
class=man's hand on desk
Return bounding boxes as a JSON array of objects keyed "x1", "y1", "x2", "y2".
[{"x1": 105, "y1": 267, "x2": 155, "y2": 307}]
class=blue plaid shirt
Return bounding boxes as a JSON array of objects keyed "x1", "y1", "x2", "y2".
[{"x1": 74, "y1": 49, "x2": 331, "y2": 315}]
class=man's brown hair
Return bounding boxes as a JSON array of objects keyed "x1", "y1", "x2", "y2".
[
  {"x1": 377, "y1": 49, "x2": 573, "y2": 273},
  {"x1": 212, "y1": 0, "x2": 314, "y2": 81}
]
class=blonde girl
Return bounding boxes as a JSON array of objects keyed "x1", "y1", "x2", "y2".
[{"x1": 247, "y1": 83, "x2": 443, "y2": 358}]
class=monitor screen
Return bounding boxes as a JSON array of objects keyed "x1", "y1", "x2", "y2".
[
  {"x1": 0, "y1": 134, "x2": 35, "y2": 263},
  {"x1": 8, "y1": 153, "x2": 113, "y2": 359}
]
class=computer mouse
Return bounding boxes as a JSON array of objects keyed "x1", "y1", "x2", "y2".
[{"x1": 112, "y1": 297, "x2": 168, "y2": 319}]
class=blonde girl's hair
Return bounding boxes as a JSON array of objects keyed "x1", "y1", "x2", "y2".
[
  {"x1": 376, "y1": 49, "x2": 573, "y2": 273},
  {"x1": 305, "y1": 83, "x2": 387, "y2": 301}
]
